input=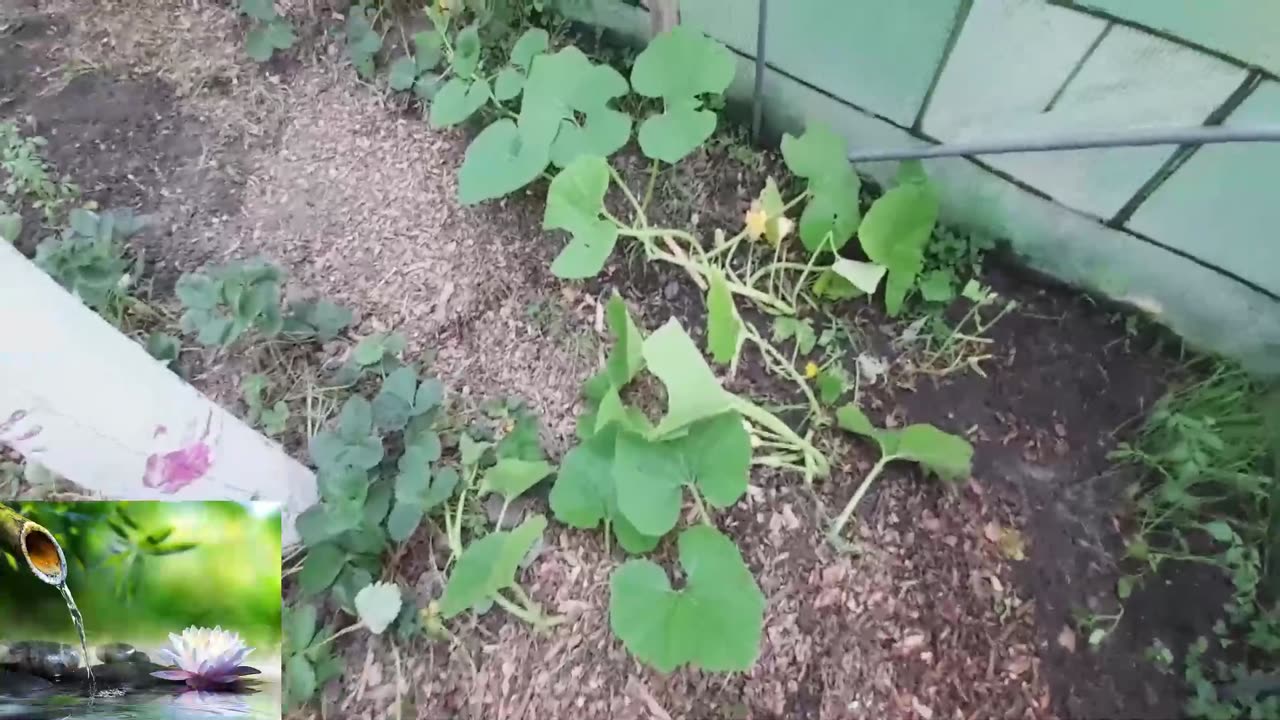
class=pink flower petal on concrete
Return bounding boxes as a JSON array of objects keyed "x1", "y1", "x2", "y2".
[{"x1": 142, "y1": 442, "x2": 212, "y2": 493}]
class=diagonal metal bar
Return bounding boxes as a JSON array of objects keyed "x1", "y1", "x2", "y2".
[{"x1": 846, "y1": 124, "x2": 1280, "y2": 163}]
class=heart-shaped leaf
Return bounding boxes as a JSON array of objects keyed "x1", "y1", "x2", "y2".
[
  {"x1": 613, "y1": 411, "x2": 750, "y2": 536},
  {"x1": 610, "y1": 525, "x2": 764, "y2": 672},
  {"x1": 781, "y1": 123, "x2": 861, "y2": 253},
  {"x1": 858, "y1": 175, "x2": 939, "y2": 316},
  {"x1": 354, "y1": 581, "x2": 402, "y2": 634},
  {"x1": 544, "y1": 155, "x2": 618, "y2": 279},
  {"x1": 630, "y1": 27, "x2": 734, "y2": 164},
  {"x1": 430, "y1": 77, "x2": 491, "y2": 128}
]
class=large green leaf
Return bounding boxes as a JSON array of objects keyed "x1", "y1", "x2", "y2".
[
  {"x1": 457, "y1": 47, "x2": 628, "y2": 203},
  {"x1": 604, "y1": 293, "x2": 645, "y2": 388},
  {"x1": 239, "y1": 0, "x2": 277, "y2": 21},
  {"x1": 544, "y1": 155, "x2": 618, "y2": 279},
  {"x1": 613, "y1": 431, "x2": 686, "y2": 537},
  {"x1": 781, "y1": 123, "x2": 861, "y2": 252},
  {"x1": 613, "y1": 412, "x2": 750, "y2": 537},
  {"x1": 430, "y1": 78, "x2": 491, "y2": 129},
  {"x1": 705, "y1": 269, "x2": 741, "y2": 365},
  {"x1": 836, "y1": 404, "x2": 972, "y2": 481},
  {"x1": 479, "y1": 458, "x2": 554, "y2": 502},
  {"x1": 550, "y1": 427, "x2": 618, "y2": 529},
  {"x1": 642, "y1": 319, "x2": 734, "y2": 436},
  {"x1": 549, "y1": 427, "x2": 662, "y2": 555},
  {"x1": 858, "y1": 178, "x2": 939, "y2": 316},
  {"x1": 680, "y1": 412, "x2": 750, "y2": 507},
  {"x1": 893, "y1": 424, "x2": 973, "y2": 481},
  {"x1": 388, "y1": 57, "x2": 418, "y2": 91},
  {"x1": 510, "y1": 28, "x2": 549, "y2": 69},
  {"x1": 637, "y1": 101, "x2": 715, "y2": 165},
  {"x1": 451, "y1": 24, "x2": 482, "y2": 76},
  {"x1": 439, "y1": 515, "x2": 547, "y2": 617},
  {"x1": 630, "y1": 27, "x2": 734, "y2": 164},
  {"x1": 609, "y1": 525, "x2": 764, "y2": 672},
  {"x1": 300, "y1": 544, "x2": 346, "y2": 596},
  {"x1": 457, "y1": 119, "x2": 553, "y2": 205},
  {"x1": 527, "y1": 48, "x2": 631, "y2": 169}
]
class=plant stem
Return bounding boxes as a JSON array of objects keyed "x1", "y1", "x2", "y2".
[
  {"x1": 311, "y1": 622, "x2": 366, "y2": 650},
  {"x1": 607, "y1": 164, "x2": 647, "y2": 228},
  {"x1": 828, "y1": 455, "x2": 891, "y2": 540},
  {"x1": 731, "y1": 395, "x2": 828, "y2": 477},
  {"x1": 640, "y1": 159, "x2": 660, "y2": 215},
  {"x1": 687, "y1": 485, "x2": 714, "y2": 526},
  {"x1": 744, "y1": 326, "x2": 820, "y2": 415},
  {"x1": 492, "y1": 589, "x2": 564, "y2": 631}
]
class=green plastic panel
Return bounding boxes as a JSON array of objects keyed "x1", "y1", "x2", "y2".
[
  {"x1": 679, "y1": 0, "x2": 963, "y2": 127},
  {"x1": 1073, "y1": 0, "x2": 1280, "y2": 76},
  {"x1": 1126, "y1": 81, "x2": 1280, "y2": 296}
]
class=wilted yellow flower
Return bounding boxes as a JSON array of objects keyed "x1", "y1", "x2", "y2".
[
  {"x1": 744, "y1": 202, "x2": 768, "y2": 241},
  {"x1": 436, "y1": 0, "x2": 454, "y2": 13},
  {"x1": 804, "y1": 361, "x2": 819, "y2": 379},
  {"x1": 773, "y1": 216, "x2": 795, "y2": 243}
]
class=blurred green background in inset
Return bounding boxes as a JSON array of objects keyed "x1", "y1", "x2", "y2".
[{"x1": 0, "y1": 501, "x2": 281, "y2": 649}]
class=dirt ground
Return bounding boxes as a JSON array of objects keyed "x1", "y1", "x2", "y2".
[{"x1": 1, "y1": 1, "x2": 1223, "y2": 718}]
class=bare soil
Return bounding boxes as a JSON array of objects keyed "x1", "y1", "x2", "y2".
[{"x1": 0, "y1": 2, "x2": 1228, "y2": 718}]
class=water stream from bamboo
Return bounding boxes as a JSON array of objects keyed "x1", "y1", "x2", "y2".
[{"x1": 56, "y1": 580, "x2": 95, "y2": 698}]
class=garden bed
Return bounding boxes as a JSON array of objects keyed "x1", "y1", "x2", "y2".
[{"x1": 0, "y1": 2, "x2": 1251, "y2": 718}]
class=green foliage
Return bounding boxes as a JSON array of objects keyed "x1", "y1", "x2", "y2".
[
  {"x1": 439, "y1": 514, "x2": 546, "y2": 617},
  {"x1": 857, "y1": 162, "x2": 940, "y2": 316},
  {"x1": 705, "y1": 269, "x2": 742, "y2": 365},
  {"x1": 1107, "y1": 364, "x2": 1278, "y2": 715},
  {"x1": 242, "y1": 374, "x2": 290, "y2": 436},
  {"x1": 309, "y1": 396, "x2": 385, "y2": 476},
  {"x1": 457, "y1": 46, "x2": 627, "y2": 203},
  {"x1": 34, "y1": 208, "x2": 143, "y2": 311},
  {"x1": 100, "y1": 504, "x2": 199, "y2": 604},
  {"x1": 613, "y1": 412, "x2": 750, "y2": 536},
  {"x1": 836, "y1": 405, "x2": 973, "y2": 480},
  {"x1": 145, "y1": 332, "x2": 181, "y2": 369},
  {"x1": 547, "y1": 297, "x2": 819, "y2": 671},
  {"x1": 389, "y1": 30, "x2": 445, "y2": 95},
  {"x1": 344, "y1": 4, "x2": 383, "y2": 79},
  {"x1": 283, "y1": 604, "x2": 344, "y2": 711},
  {"x1": 0, "y1": 206, "x2": 19, "y2": 243},
  {"x1": 281, "y1": 299, "x2": 353, "y2": 342},
  {"x1": 630, "y1": 26, "x2": 734, "y2": 163},
  {"x1": 610, "y1": 524, "x2": 764, "y2": 672},
  {"x1": 176, "y1": 259, "x2": 283, "y2": 346},
  {"x1": 354, "y1": 581, "x2": 402, "y2": 634},
  {"x1": 544, "y1": 155, "x2": 617, "y2": 278},
  {"x1": 829, "y1": 404, "x2": 973, "y2": 539},
  {"x1": 0, "y1": 122, "x2": 78, "y2": 224},
  {"x1": 771, "y1": 316, "x2": 817, "y2": 356},
  {"x1": 238, "y1": 0, "x2": 294, "y2": 63},
  {"x1": 372, "y1": 366, "x2": 444, "y2": 432},
  {"x1": 780, "y1": 123, "x2": 860, "y2": 253}
]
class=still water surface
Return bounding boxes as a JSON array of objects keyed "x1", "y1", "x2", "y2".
[{"x1": 0, "y1": 683, "x2": 281, "y2": 720}]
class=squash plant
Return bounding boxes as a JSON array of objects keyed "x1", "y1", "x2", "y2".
[{"x1": 547, "y1": 294, "x2": 826, "y2": 671}]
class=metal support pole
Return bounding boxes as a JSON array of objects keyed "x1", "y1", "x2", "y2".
[
  {"x1": 846, "y1": 124, "x2": 1280, "y2": 163},
  {"x1": 751, "y1": 0, "x2": 767, "y2": 143}
]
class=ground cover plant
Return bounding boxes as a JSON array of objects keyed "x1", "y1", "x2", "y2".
[
  {"x1": 1102, "y1": 364, "x2": 1279, "y2": 719},
  {"x1": 8, "y1": 0, "x2": 1277, "y2": 716}
]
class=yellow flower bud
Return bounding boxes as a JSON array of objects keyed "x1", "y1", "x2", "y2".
[
  {"x1": 744, "y1": 202, "x2": 768, "y2": 241},
  {"x1": 804, "y1": 361, "x2": 819, "y2": 379}
]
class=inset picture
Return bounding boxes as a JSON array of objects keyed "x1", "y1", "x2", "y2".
[{"x1": 0, "y1": 501, "x2": 282, "y2": 719}]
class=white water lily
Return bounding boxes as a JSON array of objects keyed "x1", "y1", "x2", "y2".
[{"x1": 150, "y1": 626, "x2": 261, "y2": 689}]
